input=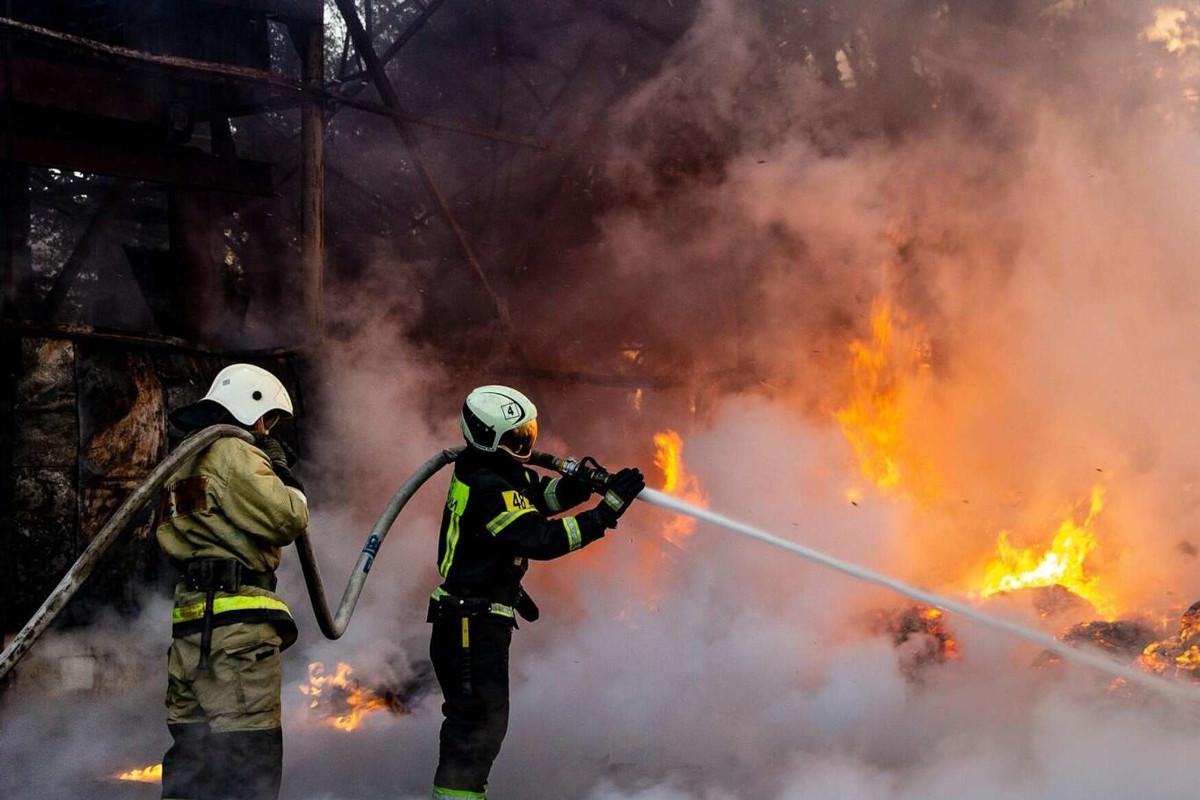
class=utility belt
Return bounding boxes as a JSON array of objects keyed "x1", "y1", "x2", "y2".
[
  {"x1": 427, "y1": 586, "x2": 540, "y2": 626},
  {"x1": 172, "y1": 558, "x2": 293, "y2": 669},
  {"x1": 180, "y1": 557, "x2": 277, "y2": 593}
]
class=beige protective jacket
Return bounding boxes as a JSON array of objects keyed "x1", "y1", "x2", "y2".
[{"x1": 157, "y1": 435, "x2": 309, "y2": 646}]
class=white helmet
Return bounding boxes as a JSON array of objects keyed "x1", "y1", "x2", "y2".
[
  {"x1": 461, "y1": 385, "x2": 538, "y2": 461},
  {"x1": 172, "y1": 363, "x2": 294, "y2": 430}
]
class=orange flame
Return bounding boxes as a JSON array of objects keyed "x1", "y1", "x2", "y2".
[
  {"x1": 834, "y1": 294, "x2": 1116, "y2": 615},
  {"x1": 833, "y1": 297, "x2": 931, "y2": 497},
  {"x1": 1140, "y1": 609, "x2": 1200, "y2": 678},
  {"x1": 299, "y1": 661, "x2": 392, "y2": 732},
  {"x1": 652, "y1": 430, "x2": 707, "y2": 545},
  {"x1": 113, "y1": 763, "x2": 162, "y2": 783},
  {"x1": 975, "y1": 486, "x2": 1113, "y2": 617},
  {"x1": 918, "y1": 606, "x2": 961, "y2": 660}
]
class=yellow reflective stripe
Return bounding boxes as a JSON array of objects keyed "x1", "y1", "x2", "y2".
[
  {"x1": 604, "y1": 490, "x2": 624, "y2": 511},
  {"x1": 461, "y1": 617, "x2": 470, "y2": 649},
  {"x1": 172, "y1": 595, "x2": 290, "y2": 623},
  {"x1": 440, "y1": 477, "x2": 471, "y2": 576},
  {"x1": 431, "y1": 586, "x2": 450, "y2": 602},
  {"x1": 488, "y1": 603, "x2": 515, "y2": 618},
  {"x1": 486, "y1": 506, "x2": 536, "y2": 535},
  {"x1": 433, "y1": 787, "x2": 486, "y2": 800},
  {"x1": 563, "y1": 516, "x2": 582, "y2": 551},
  {"x1": 544, "y1": 478, "x2": 562, "y2": 513},
  {"x1": 440, "y1": 515, "x2": 461, "y2": 577}
]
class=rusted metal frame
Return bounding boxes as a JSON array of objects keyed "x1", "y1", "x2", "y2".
[
  {"x1": 0, "y1": 16, "x2": 544, "y2": 151},
  {"x1": 42, "y1": 178, "x2": 131, "y2": 318},
  {"x1": 286, "y1": 18, "x2": 326, "y2": 342},
  {"x1": 0, "y1": 319, "x2": 299, "y2": 358},
  {"x1": 333, "y1": 0, "x2": 513, "y2": 331},
  {"x1": 0, "y1": 16, "x2": 302, "y2": 93},
  {"x1": 334, "y1": 0, "x2": 447, "y2": 86},
  {"x1": 1, "y1": 131, "x2": 275, "y2": 196},
  {"x1": 337, "y1": 28, "x2": 352, "y2": 79}
]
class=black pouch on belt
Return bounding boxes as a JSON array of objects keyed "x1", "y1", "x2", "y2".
[
  {"x1": 515, "y1": 588, "x2": 539, "y2": 622},
  {"x1": 183, "y1": 559, "x2": 245, "y2": 671}
]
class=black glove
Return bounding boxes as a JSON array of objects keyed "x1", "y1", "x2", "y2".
[
  {"x1": 254, "y1": 433, "x2": 290, "y2": 467},
  {"x1": 254, "y1": 434, "x2": 304, "y2": 493},
  {"x1": 595, "y1": 467, "x2": 645, "y2": 528}
]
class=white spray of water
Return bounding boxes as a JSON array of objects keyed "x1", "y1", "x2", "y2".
[{"x1": 639, "y1": 487, "x2": 1200, "y2": 702}]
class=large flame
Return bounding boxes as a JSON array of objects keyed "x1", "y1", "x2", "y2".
[
  {"x1": 833, "y1": 297, "x2": 931, "y2": 497},
  {"x1": 113, "y1": 763, "x2": 162, "y2": 783},
  {"x1": 299, "y1": 661, "x2": 394, "y2": 732},
  {"x1": 975, "y1": 486, "x2": 1113, "y2": 617},
  {"x1": 652, "y1": 430, "x2": 707, "y2": 545},
  {"x1": 833, "y1": 294, "x2": 1118, "y2": 616}
]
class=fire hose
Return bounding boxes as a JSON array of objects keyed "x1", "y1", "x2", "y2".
[
  {"x1": 0, "y1": 426, "x2": 459, "y2": 681},
  {"x1": 3, "y1": 427, "x2": 1200, "y2": 702},
  {"x1": 0, "y1": 425, "x2": 253, "y2": 683}
]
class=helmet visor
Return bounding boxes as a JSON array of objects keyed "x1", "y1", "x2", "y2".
[{"x1": 498, "y1": 419, "x2": 538, "y2": 460}]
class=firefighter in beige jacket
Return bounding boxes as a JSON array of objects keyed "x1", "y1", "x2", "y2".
[{"x1": 157, "y1": 364, "x2": 309, "y2": 800}]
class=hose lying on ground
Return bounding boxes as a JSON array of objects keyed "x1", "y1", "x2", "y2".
[{"x1": 637, "y1": 487, "x2": 1200, "y2": 702}]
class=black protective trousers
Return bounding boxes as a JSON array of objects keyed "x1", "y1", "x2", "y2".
[
  {"x1": 430, "y1": 614, "x2": 513, "y2": 797},
  {"x1": 161, "y1": 724, "x2": 282, "y2": 800}
]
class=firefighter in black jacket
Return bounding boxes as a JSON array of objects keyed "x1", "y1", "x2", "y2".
[{"x1": 428, "y1": 385, "x2": 645, "y2": 800}]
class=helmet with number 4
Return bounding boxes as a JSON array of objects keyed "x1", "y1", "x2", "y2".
[{"x1": 460, "y1": 385, "x2": 538, "y2": 461}]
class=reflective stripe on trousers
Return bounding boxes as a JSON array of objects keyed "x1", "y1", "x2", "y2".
[
  {"x1": 433, "y1": 786, "x2": 486, "y2": 799},
  {"x1": 173, "y1": 594, "x2": 290, "y2": 623}
]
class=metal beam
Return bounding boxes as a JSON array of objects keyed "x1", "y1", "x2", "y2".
[
  {"x1": 335, "y1": 0, "x2": 447, "y2": 85},
  {"x1": 0, "y1": 16, "x2": 545, "y2": 151},
  {"x1": 289, "y1": 18, "x2": 326, "y2": 342},
  {"x1": 0, "y1": 319, "x2": 299, "y2": 358},
  {"x1": 0, "y1": 132, "x2": 275, "y2": 196}
]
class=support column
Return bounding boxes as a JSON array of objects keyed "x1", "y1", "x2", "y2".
[{"x1": 295, "y1": 17, "x2": 326, "y2": 343}]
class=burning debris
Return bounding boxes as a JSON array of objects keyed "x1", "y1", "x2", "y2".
[
  {"x1": 1035, "y1": 619, "x2": 1159, "y2": 674},
  {"x1": 1139, "y1": 602, "x2": 1200, "y2": 680},
  {"x1": 1063, "y1": 620, "x2": 1159, "y2": 659},
  {"x1": 299, "y1": 661, "x2": 434, "y2": 732},
  {"x1": 111, "y1": 763, "x2": 162, "y2": 783},
  {"x1": 874, "y1": 605, "x2": 960, "y2": 679}
]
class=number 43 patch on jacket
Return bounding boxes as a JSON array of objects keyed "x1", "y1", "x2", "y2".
[{"x1": 501, "y1": 490, "x2": 532, "y2": 512}]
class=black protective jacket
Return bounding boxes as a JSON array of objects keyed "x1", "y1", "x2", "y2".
[{"x1": 429, "y1": 448, "x2": 609, "y2": 622}]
